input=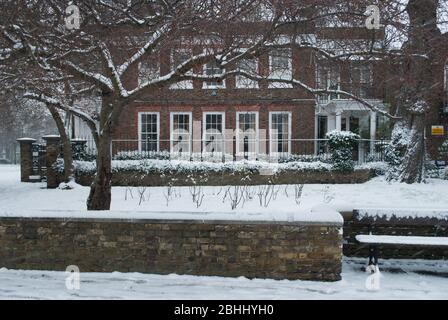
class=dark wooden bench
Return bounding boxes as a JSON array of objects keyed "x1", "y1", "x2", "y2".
[{"x1": 356, "y1": 235, "x2": 448, "y2": 269}]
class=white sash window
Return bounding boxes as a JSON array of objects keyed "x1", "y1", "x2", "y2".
[
  {"x1": 269, "y1": 112, "x2": 291, "y2": 154},
  {"x1": 170, "y1": 112, "x2": 192, "y2": 155},
  {"x1": 203, "y1": 112, "x2": 225, "y2": 155},
  {"x1": 138, "y1": 112, "x2": 160, "y2": 152},
  {"x1": 236, "y1": 112, "x2": 259, "y2": 156}
]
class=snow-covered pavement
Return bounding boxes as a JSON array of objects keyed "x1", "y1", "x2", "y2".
[{"x1": 1, "y1": 258, "x2": 448, "y2": 300}]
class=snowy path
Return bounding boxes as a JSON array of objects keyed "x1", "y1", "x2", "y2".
[{"x1": 1, "y1": 259, "x2": 448, "y2": 300}]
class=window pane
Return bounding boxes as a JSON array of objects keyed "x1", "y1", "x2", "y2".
[
  {"x1": 171, "y1": 49, "x2": 193, "y2": 89},
  {"x1": 317, "y1": 64, "x2": 340, "y2": 101},
  {"x1": 140, "y1": 114, "x2": 158, "y2": 152},
  {"x1": 236, "y1": 58, "x2": 258, "y2": 88},
  {"x1": 172, "y1": 113, "x2": 191, "y2": 153},
  {"x1": 204, "y1": 114, "x2": 224, "y2": 153},
  {"x1": 204, "y1": 61, "x2": 224, "y2": 88},
  {"x1": 138, "y1": 59, "x2": 159, "y2": 87},
  {"x1": 270, "y1": 113, "x2": 290, "y2": 153},
  {"x1": 269, "y1": 49, "x2": 292, "y2": 88},
  {"x1": 238, "y1": 113, "x2": 257, "y2": 154}
]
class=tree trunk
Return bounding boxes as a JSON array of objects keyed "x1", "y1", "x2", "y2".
[
  {"x1": 398, "y1": 114, "x2": 426, "y2": 183},
  {"x1": 47, "y1": 104, "x2": 74, "y2": 182},
  {"x1": 391, "y1": 0, "x2": 440, "y2": 183},
  {"x1": 87, "y1": 129, "x2": 112, "y2": 210},
  {"x1": 86, "y1": 93, "x2": 115, "y2": 210}
]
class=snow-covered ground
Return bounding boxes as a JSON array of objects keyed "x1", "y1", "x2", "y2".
[
  {"x1": 1, "y1": 165, "x2": 448, "y2": 299},
  {"x1": 0, "y1": 165, "x2": 447, "y2": 220},
  {"x1": 1, "y1": 258, "x2": 448, "y2": 299}
]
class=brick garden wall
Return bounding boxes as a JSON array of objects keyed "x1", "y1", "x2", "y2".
[
  {"x1": 70, "y1": 169, "x2": 373, "y2": 187},
  {"x1": 0, "y1": 217, "x2": 343, "y2": 281},
  {"x1": 343, "y1": 213, "x2": 448, "y2": 259}
]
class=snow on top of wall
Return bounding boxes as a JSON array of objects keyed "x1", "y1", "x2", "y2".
[
  {"x1": 0, "y1": 205, "x2": 343, "y2": 225},
  {"x1": 42, "y1": 135, "x2": 60, "y2": 138}
]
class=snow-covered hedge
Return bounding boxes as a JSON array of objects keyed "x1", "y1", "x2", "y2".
[
  {"x1": 277, "y1": 154, "x2": 330, "y2": 163},
  {"x1": 112, "y1": 150, "x2": 331, "y2": 163},
  {"x1": 55, "y1": 158, "x2": 335, "y2": 176},
  {"x1": 326, "y1": 130, "x2": 360, "y2": 172},
  {"x1": 425, "y1": 162, "x2": 448, "y2": 180},
  {"x1": 439, "y1": 139, "x2": 448, "y2": 158},
  {"x1": 113, "y1": 150, "x2": 236, "y2": 162},
  {"x1": 71, "y1": 141, "x2": 95, "y2": 161},
  {"x1": 356, "y1": 161, "x2": 388, "y2": 176},
  {"x1": 113, "y1": 150, "x2": 170, "y2": 161}
]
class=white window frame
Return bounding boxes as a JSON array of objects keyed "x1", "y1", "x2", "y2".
[
  {"x1": 316, "y1": 64, "x2": 341, "y2": 102},
  {"x1": 170, "y1": 112, "x2": 193, "y2": 154},
  {"x1": 268, "y1": 48, "x2": 293, "y2": 88},
  {"x1": 170, "y1": 48, "x2": 193, "y2": 89},
  {"x1": 269, "y1": 111, "x2": 292, "y2": 155},
  {"x1": 202, "y1": 53, "x2": 226, "y2": 89},
  {"x1": 202, "y1": 112, "x2": 226, "y2": 154},
  {"x1": 351, "y1": 63, "x2": 373, "y2": 99},
  {"x1": 138, "y1": 112, "x2": 160, "y2": 152},
  {"x1": 235, "y1": 58, "x2": 259, "y2": 89},
  {"x1": 236, "y1": 111, "x2": 259, "y2": 156}
]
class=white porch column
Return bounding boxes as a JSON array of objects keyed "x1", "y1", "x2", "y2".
[
  {"x1": 370, "y1": 111, "x2": 377, "y2": 153},
  {"x1": 345, "y1": 116, "x2": 350, "y2": 131},
  {"x1": 335, "y1": 112, "x2": 342, "y2": 131}
]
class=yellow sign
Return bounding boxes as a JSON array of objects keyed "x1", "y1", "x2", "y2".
[{"x1": 431, "y1": 126, "x2": 445, "y2": 136}]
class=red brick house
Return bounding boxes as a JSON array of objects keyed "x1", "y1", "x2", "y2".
[{"x1": 69, "y1": 25, "x2": 399, "y2": 161}]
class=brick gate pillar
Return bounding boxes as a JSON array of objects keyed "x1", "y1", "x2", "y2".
[
  {"x1": 42, "y1": 135, "x2": 61, "y2": 189},
  {"x1": 16, "y1": 138, "x2": 36, "y2": 182}
]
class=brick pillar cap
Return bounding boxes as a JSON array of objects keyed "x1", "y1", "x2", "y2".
[
  {"x1": 17, "y1": 137, "x2": 37, "y2": 143},
  {"x1": 42, "y1": 135, "x2": 61, "y2": 141}
]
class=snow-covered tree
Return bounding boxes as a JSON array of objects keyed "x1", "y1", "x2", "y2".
[
  {"x1": 386, "y1": 0, "x2": 445, "y2": 183},
  {"x1": 1, "y1": 0, "x2": 446, "y2": 209}
]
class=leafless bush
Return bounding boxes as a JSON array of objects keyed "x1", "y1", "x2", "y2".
[
  {"x1": 243, "y1": 185, "x2": 255, "y2": 202},
  {"x1": 223, "y1": 186, "x2": 245, "y2": 210},
  {"x1": 294, "y1": 184, "x2": 304, "y2": 206},
  {"x1": 137, "y1": 186, "x2": 149, "y2": 205},
  {"x1": 189, "y1": 185, "x2": 205, "y2": 208},
  {"x1": 124, "y1": 187, "x2": 134, "y2": 201},
  {"x1": 163, "y1": 185, "x2": 178, "y2": 206},
  {"x1": 283, "y1": 185, "x2": 290, "y2": 198},
  {"x1": 257, "y1": 185, "x2": 279, "y2": 208}
]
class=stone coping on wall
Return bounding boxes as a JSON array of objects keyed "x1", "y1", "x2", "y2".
[
  {"x1": 0, "y1": 207, "x2": 344, "y2": 226},
  {"x1": 16, "y1": 138, "x2": 37, "y2": 142}
]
